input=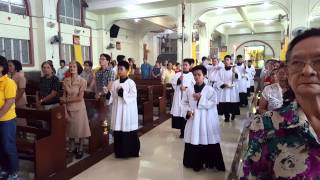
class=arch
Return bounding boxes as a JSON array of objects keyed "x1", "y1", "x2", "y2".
[
  {"x1": 192, "y1": 0, "x2": 289, "y2": 25},
  {"x1": 235, "y1": 40, "x2": 275, "y2": 57}
]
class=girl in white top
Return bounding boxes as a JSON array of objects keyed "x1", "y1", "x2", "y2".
[{"x1": 259, "y1": 64, "x2": 289, "y2": 114}]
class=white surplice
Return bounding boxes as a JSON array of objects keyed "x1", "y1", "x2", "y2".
[
  {"x1": 107, "y1": 79, "x2": 138, "y2": 132},
  {"x1": 182, "y1": 85, "x2": 221, "y2": 145},
  {"x1": 170, "y1": 72, "x2": 195, "y2": 117},
  {"x1": 219, "y1": 67, "x2": 239, "y2": 103},
  {"x1": 235, "y1": 64, "x2": 248, "y2": 93},
  {"x1": 246, "y1": 65, "x2": 256, "y2": 87}
]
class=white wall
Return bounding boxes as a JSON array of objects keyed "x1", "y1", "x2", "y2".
[{"x1": 227, "y1": 33, "x2": 281, "y2": 59}]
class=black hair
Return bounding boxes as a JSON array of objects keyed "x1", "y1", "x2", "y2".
[
  {"x1": 175, "y1": 62, "x2": 180, "y2": 66},
  {"x1": 84, "y1": 60, "x2": 93, "y2": 67},
  {"x1": 47, "y1": 60, "x2": 53, "y2": 64},
  {"x1": 128, "y1": 58, "x2": 132, "y2": 62},
  {"x1": 192, "y1": 65, "x2": 207, "y2": 76},
  {"x1": 60, "y1": 60, "x2": 66, "y2": 65},
  {"x1": 286, "y1": 28, "x2": 320, "y2": 61},
  {"x1": 41, "y1": 61, "x2": 55, "y2": 72},
  {"x1": 201, "y1": 56, "x2": 207, "y2": 62},
  {"x1": 237, "y1": 55, "x2": 243, "y2": 59},
  {"x1": 183, "y1": 58, "x2": 194, "y2": 65},
  {"x1": 76, "y1": 61, "x2": 83, "y2": 75},
  {"x1": 224, "y1": 55, "x2": 232, "y2": 60},
  {"x1": 8, "y1": 60, "x2": 22, "y2": 72},
  {"x1": 117, "y1": 55, "x2": 125, "y2": 63},
  {"x1": 100, "y1": 53, "x2": 111, "y2": 62},
  {"x1": 0, "y1": 56, "x2": 9, "y2": 75},
  {"x1": 118, "y1": 60, "x2": 130, "y2": 70},
  {"x1": 248, "y1": 60, "x2": 253, "y2": 63}
]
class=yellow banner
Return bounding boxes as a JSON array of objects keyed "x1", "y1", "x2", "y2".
[{"x1": 73, "y1": 44, "x2": 83, "y2": 65}]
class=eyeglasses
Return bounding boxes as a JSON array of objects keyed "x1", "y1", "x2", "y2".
[{"x1": 287, "y1": 59, "x2": 320, "y2": 73}]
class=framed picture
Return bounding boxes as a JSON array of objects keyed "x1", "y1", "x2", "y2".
[{"x1": 116, "y1": 41, "x2": 121, "y2": 50}]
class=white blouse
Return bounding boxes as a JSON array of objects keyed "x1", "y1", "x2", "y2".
[{"x1": 261, "y1": 83, "x2": 283, "y2": 111}]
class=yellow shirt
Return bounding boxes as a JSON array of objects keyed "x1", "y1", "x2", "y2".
[
  {"x1": 0, "y1": 75, "x2": 17, "y2": 121},
  {"x1": 161, "y1": 69, "x2": 175, "y2": 84}
]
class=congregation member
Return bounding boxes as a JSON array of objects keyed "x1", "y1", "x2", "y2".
[
  {"x1": 105, "y1": 61, "x2": 140, "y2": 158},
  {"x1": 47, "y1": 60, "x2": 56, "y2": 74},
  {"x1": 182, "y1": 65, "x2": 225, "y2": 172},
  {"x1": 37, "y1": 61, "x2": 60, "y2": 110},
  {"x1": 161, "y1": 62, "x2": 175, "y2": 84},
  {"x1": 128, "y1": 58, "x2": 137, "y2": 75},
  {"x1": 171, "y1": 58, "x2": 195, "y2": 138},
  {"x1": 218, "y1": 55, "x2": 240, "y2": 122},
  {"x1": 151, "y1": 61, "x2": 161, "y2": 79},
  {"x1": 140, "y1": 58, "x2": 152, "y2": 80},
  {"x1": 242, "y1": 28, "x2": 320, "y2": 180},
  {"x1": 61, "y1": 61, "x2": 91, "y2": 159},
  {"x1": 235, "y1": 55, "x2": 248, "y2": 107},
  {"x1": 8, "y1": 60, "x2": 27, "y2": 108},
  {"x1": 94, "y1": 53, "x2": 116, "y2": 95},
  {"x1": 0, "y1": 56, "x2": 19, "y2": 180},
  {"x1": 245, "y1": 60, "x2": 256, "y2": 94},
  {"x1": 80, "y1": 60, "x2": 95, "y2": 91},
  {"x1": 175, "y1": 62, "x2": 181, "y2": 73},
  {"x1": 206, "y1": 56, "x2": 223, "y2": 88},
  {"x1": 56, "y1": 60, "x2": 68, "y2": 81},
  {"x1": 259, "y1": 64, "x2": 291, "y2": 114}
]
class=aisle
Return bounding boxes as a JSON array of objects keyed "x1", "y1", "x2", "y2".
[{"x1": 73, "y1": 113, "x2": 247, "y2": 180}]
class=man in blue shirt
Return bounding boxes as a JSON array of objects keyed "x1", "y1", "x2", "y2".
[{"x1": 140, "y1": 59, "x2": 152, "y2": 80}]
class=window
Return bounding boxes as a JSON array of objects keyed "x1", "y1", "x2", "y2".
[
  {"x1": 81, "y1": 46, "x2": 90, "y2": 61},
  {"x1": 0, "y1": 37, "x2": 30, "y2": 64},
  {"x1": 0, "y1": 0, "x2": 26, "y2": 15},
  {"x1": 61, "y1": 44, "x2": 90, "y2": 64},
  {"x1": 59, "y1": 0, "x2": 82, "y2": 26}
]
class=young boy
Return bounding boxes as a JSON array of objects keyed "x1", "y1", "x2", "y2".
[
  {"x1": 170, "y1": 58, "x2": 195, "y2": 138},
  {"x1": 105, "y1": 61, "x2": 140, "y2": 158},
  {"x1": 182, "y1": 65, "x2": 225, "y2": 172}
]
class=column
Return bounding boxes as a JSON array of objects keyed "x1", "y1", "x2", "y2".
[{"x1": 289, "y1": 0, "x2": 310, "y2": 39}]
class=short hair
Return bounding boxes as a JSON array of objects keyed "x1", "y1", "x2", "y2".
[
  {"x1": 128, "y1": 58, "x2": 132, "y2": 62},
  {"x1": 41, "y1": 61, "x2": 55, "y2": 72},
  {"x1": 117, "y1": 55, "x2": 125, "y2": 63},
  {"x1": 175, "y1": 62, "x2": 180, "y2": 66},
  {"x1": 286, "y1": 28, "x2": 320, "y2": 62},
  {"x1": 84, "y1": 60, "x2": 93, "y2": 67},
  {"x1": 60, "y1": 60, "x2": 66, "y2": 64},
  {"x1": 201, "y1": 56, "x2": 207, "y2": 62},
  {"x1": 118, "y1": 60, "x2": 130, "y2": 70},
  {"x1": 8, "y1": 60, "x2": 22, "y2": 72},
  {"x1": 0, "y1": 56, "x2": 9, "y2": 75},
  {"x1": 224, "y1": 55, "x2": 232, "y2": 60},
  {"x1": 192, "y1": 65, "x2": 207, "y2": 76},
  {"x1": 183, "y1": 58, "x2": 194, "y2": 65},
  {"x1": 47, "y1": 60, "x2": 53, "y2": 64},
  {"x1": 237, "y1": 55, "x2": 243, "y2": 59},
  {"x1": 248, "y1": 60, "x2": 253, "y2": 63},
  {"x1": 100, "y1": 53, "x2": 111, "y2": 61}
]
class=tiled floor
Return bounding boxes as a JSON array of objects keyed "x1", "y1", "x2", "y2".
[{"x1": 73, "y1": 108, "x2": 249, "y2": 180}]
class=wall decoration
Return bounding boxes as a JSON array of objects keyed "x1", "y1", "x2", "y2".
[{"x1": 116, "y1": 41, "x2": 121, "y2": 50}]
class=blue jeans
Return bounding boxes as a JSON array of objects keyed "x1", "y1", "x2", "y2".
[{"x1": 0, "y1": 119, "x2": 18, "y2": 174}]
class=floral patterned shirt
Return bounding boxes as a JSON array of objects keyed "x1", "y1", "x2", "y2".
[{"x1": 241, "y1": 101, "x2": 320, "y2": 180}]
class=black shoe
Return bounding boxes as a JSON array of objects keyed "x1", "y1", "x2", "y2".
[
  {"x1": 231, "y1": 115, "x2": 236, "y2": 120},
  {"x1": 179, "y1": 134, "x2": 184, "y2": 138},
  {"x1": 193, "y1": 167, "x2": 201, "y2": 172},
  {"x1": 75, "y1": 149, "x2": 84, "y2": 159},
  {"x1": 224, "y1": 119, "x2": 230, "y2": 122}
]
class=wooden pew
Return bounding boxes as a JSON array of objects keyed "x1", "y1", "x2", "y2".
[
  {"x1": 84, "y1": 92, "x2": 109, "y2": 154},
  {"x1": 16, "y1": 106, "x2": 66, "y2": 180},
  {"x1": 136, "y1": 86, "x2": 153, "y2": 126}
]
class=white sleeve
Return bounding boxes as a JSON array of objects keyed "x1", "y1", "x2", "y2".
[
  {"x1": 197, "y1": 88, "x2": 217, "y2": 109},
  {"x1": 171, "y1": 73, "x2": 180, "y2": 90},
  {"x1": 261, "y1": 86, "x2": 269, "y2": 101},
  {"x1": 122, "y1": 81, "x2": 137, "y2": 104},
  {"x1": 181, "y1": 89, "x2": 192, "y2": 119}
]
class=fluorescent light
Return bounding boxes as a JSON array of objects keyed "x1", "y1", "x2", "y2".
[
  {"x1": 230, "y1": 22, "x2": 237, "y2": 28},
  {"x1": 134, "y1": 18, "x2": 141, "y2": 23},
  {"x1": 262, "y1": 2, "x2": 272, "y2": 8},
  {"x1": 123, "y1": 5, "x2": 139, "y2": 11},
  {"x1": 216, "y1": 7, "x2": 224, "y2": 14},
  {"x1": 264, "y1": 20, "x2": 273, "y2": 25},
  {"x1": 136, "y1": 0, "x2": 165, "y2": 3}
]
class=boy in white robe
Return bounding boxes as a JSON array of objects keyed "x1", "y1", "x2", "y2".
[
  {"x1": 246, "y1": 60, "x2": 256, "y2": 94},
  {"x1": 170, "y1": 58, "x2": 195, "y2": 138},
  {"x1": 182, "y1": 65, "x2": 225, "y2": 172},
  {"x1": 105, "y1": 61, "x2": 140, "y2": 158},
  {"x1": 217, "y1": 55, "x2": 240, "y2": 122},
  {"x1": 235, "y1": 55, "x2": 248, "y2": 107}
]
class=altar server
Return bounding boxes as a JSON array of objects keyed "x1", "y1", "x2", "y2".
[
  {"x1": 182, "y1": 65, "x2": 225, "y2": 172},
  {"x1": 218, "y1": 55, "x2": 240, "y2": 122},
  {"x1": 171, "y1": 58, "x2": 195, "y2": 138},
  {"x1": 246, "y1": 60, "x2": 256, "y2": 94},
  {"x1": 105, "y1": 61, "x2": 140, "y2": 158},
  {"x1": 235, "y1": 55, "x2": 248, "y2": 107}
]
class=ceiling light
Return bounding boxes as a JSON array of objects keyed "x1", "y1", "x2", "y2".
[
  {"x1": 264, "y1": 20, "x2": 273, "y2": 25},
  {"x1": 123, "y1": 5, "x2": 139, "y2": 11},
  {"x1": 216, "y1": 7, "x2": 224, "y2": 14},
  {"x1": 308, "y1": 16, "x2": 316, "y2": 22},
  {"x1": 230, "y1": 22, "x2": 237, "y2": 28},
  {"x1": 134, "y1": 18, "x2": 141, "y2": 23},
  {"x1": 262, "y1": 2, "x2": 272, "y2": 8}
]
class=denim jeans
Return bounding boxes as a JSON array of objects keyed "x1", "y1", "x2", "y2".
[{"x1": 0, "y1": 118, "x2": 18, "y2": 174}]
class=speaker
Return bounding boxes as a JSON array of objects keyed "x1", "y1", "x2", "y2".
[{"x1": 110, "y1": 24, "x2": 120, "y2": 38}]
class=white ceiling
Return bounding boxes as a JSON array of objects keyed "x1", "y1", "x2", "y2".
[{"x1": 198, "y1": 3, "x2": 287, "y2": 35}]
